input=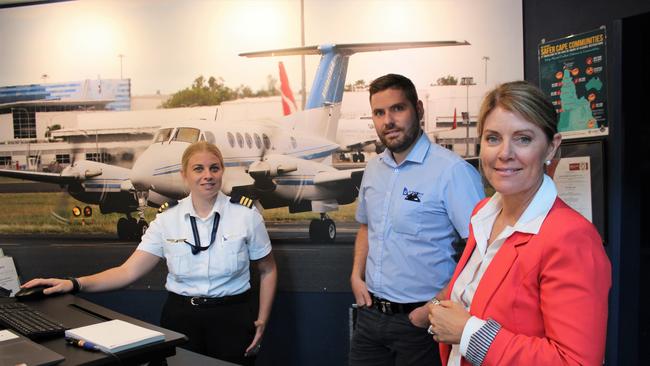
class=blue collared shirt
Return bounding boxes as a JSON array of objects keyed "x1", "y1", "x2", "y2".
[
  {"x1": 356, "y1": 133, "x2": 484, "y2": 303},
  {"x1": 137, "y1": 192, "x2": 272, "y2": 297}
]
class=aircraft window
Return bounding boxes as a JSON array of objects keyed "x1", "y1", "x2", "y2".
[
  {"x1": 253, "y1": 133, "x2": 262, "y2": 149},
  {"x1": 154, "y1": 128, "x2": 173, "y2": 143},
  {"x1": 236, "y1": 132, "x2": 244, "y2": 148},
  {"x1": 204, "y1": 131, "x2": 216, "y2": 144},
  {"x1": 262, "y1": 133, "x2": 271, "y2": 150},
  {"x1": 244, "y1": 133, "x2": 253, "y2": 149},
  {"x1": 290, "y1": 136, "x2": 297, "y2": 149},
  {"x1": 227, "y1": 132, "x2": 235, "y2": 148},
  {"x1": 174, "y1": 128, "x2": 200, "y2": 143}
]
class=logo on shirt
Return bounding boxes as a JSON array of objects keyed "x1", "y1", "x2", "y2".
[
  {"x1": 166, "y1": 238, "x2": 187, "y2": 243},
  {"x1": 403, "y1": 187, "x2": 422, "y2": 202}
]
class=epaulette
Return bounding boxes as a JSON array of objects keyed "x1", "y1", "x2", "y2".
[
  {"x1": 230, "y1": 194, "x2": 254, "y2": 209},
  {"x1": 158, "y1": 201, "x2": 179, "y2": 213}
]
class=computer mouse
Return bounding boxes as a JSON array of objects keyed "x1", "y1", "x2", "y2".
[{"x1": 14, "y1": 285, "x2": 48, "y2": 301}]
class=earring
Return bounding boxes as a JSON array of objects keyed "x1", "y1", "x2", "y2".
[{"x1": 545, "y1": 160, "x2": 552, "y2": 166}]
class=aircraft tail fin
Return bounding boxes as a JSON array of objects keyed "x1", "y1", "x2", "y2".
[
  {"x1": 452, "y1": 108, "x2": 457, "y2": 130},
  {"x1": 278, "y1": 62, "x2": 298, "y2": 116},
  {"x1": 241, "y1": 41, "x2": 470, "y2": 110}
]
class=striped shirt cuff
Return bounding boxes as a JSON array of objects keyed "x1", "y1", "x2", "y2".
[{"x1": 465, "y1": 318, "x2": 501, "y2": 366}]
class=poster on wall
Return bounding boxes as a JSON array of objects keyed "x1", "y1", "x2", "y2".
[{"x1": 538, "y1": 27, "x2": 608, "y2": 139}]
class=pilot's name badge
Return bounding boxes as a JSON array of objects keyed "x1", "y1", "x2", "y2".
[
  {"x1": 403, "y1": 187, "x2": 422, "y2": 202},
  {"x1": 166, "y1": 238, "x2": 187, "y2": 244}
]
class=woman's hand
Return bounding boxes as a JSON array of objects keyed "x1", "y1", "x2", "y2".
[
  {"x1": 244, "y1": 319, "x2": 266, "y2": 357},
  {"x1": 21, "y1": 278, "x2": 73, "y2": 295},
  {"x1": 428, "y1": 300, "x2": 471, "y2": 344}
]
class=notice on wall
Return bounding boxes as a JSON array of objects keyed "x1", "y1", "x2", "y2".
[
  {"x1": 549, "y1": 156, "x2": 593, "y2": 222},
  {"x1": 0, "y1": 255, "x2": 20, "y2": 297},
  {"x1": 538, "y1": 27, "x2": 608, "y2": 139}
]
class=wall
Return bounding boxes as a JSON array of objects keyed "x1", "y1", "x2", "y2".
[{"x1": 523, "y1": 2, "x2": 650, "y2": 365}]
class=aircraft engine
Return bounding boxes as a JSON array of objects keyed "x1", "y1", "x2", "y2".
[{"x1": 247, "y1": 155, "x2": 298, "y2": 180}]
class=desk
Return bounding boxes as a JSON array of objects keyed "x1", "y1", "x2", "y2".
[{"x1": 1, "y1": 294, "x2": 187, "y2": 365}]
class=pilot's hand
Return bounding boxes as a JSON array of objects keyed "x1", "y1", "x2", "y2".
[
  {"x1": 21, "y1": 278, "x2": 73, "y2": 295},
  {"x1": 350, "y1": 275, "x2": 372, "y2": 308},
  {"x1": 408, "y1": 304, "x2": 430, "y2": 328},
  {"x1": 244, "y1": 319, "x2": 266, "y2": 357}
]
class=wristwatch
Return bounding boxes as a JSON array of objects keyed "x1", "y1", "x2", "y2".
[{"x1": 66, "y1": 277, "x2": 81, "y2": 294}]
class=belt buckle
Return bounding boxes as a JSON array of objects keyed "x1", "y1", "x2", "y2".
[
  {"x1": 190, "y1": 297, "x2": 203, "y2": 306},
  {"x1": 380, "y1": 300, "x2": 393, "y2": 315}
]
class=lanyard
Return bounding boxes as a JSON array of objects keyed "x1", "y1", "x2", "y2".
[{"x1": 184, "y1": 213, "x2": 220, "y2": 255}]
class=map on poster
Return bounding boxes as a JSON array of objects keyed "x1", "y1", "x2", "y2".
[{"x1": 538, "y1": 27, "x2": 608, "y2": 139}]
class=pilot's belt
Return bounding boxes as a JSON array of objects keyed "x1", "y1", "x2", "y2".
[
  {"x1": 168, "y1": 290, "x2": 250, "y2": 307},
  {"x1": 368, "y1": 292, "x2": 426, "y2": 315}
]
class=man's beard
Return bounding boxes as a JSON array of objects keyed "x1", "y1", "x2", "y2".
[{"x1": 379, "y1": 119, "x2": 421, "y2": 154}]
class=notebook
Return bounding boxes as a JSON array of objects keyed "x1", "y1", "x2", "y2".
[
  {"x1": 64, "y1": 319, "x2": 165, "y2": 353},
  {"x1": 0, "y1": 329, "x2": 64, "y2": 366}
]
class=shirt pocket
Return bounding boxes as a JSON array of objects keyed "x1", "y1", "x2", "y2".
[
  {"x1": 391, "y1": 199, "x2": 424, "y2": 236},
  {"x1": 163, "y1": 242, "x2": 193, "y2": 279},
  {"x1": 218, "y1": 233, "x2": 249, "y2": 276}
]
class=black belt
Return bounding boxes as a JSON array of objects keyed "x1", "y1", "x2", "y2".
[
  {"x1": 369, "y1": 292, "x2": 426, "y2": 315},
  {"x1": 168, "y1": 290, "x2": 250, "y2": 307}
]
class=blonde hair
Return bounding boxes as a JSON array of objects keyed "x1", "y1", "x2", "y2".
[
  {"x1": 478, "y1": 81, "x2": 557, "y2": 141},
  {"x1": 181, "y1": 141, "x2": 224, "y2": 174}
]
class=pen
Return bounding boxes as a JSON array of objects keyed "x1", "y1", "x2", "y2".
[{"x1": 65, "y1": 337, "x2": 100, "y2": 351}]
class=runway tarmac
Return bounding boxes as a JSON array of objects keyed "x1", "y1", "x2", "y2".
[{"x1": 0, "y1": 221, "x2": 359, "y2": 293}]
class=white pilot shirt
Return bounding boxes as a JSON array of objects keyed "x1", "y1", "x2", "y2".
[{"x1": 137, "y1": 192, "x2": 272, "y2": 298}]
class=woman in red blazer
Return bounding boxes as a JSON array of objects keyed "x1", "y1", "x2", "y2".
[{"x1": 427, "y1": 81, "x2": 611, "y2": 366}]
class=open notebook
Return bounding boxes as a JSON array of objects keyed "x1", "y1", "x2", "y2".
[{"x1": 64, "y1": 319, "x2": 165, "y2": 353}]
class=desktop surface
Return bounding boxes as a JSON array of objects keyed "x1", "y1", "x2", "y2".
[{"x1": 0, "y1": 294, "x2": 187, "y2": 365}]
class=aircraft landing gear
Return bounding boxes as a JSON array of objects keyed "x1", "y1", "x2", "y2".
[
  {"x1": 309, "y1": 213, "x2": 336, "y2": 243},
  {"x1": 115, "y1": 190, "x2": 150, "y2": 241},
  {"x1": 117, "y1": 216, "x2": 148, "y2": 241},
  {"x1": 351, "y1": 152, "x2": 365, "y2": 163},
  {"x1": 137, "y1": 219, "x2": 149, "y2": 239}
]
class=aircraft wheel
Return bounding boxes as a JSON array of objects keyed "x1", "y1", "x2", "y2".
[
  {"x1": 309, "y1": 219, "x2": 322, "y2": 243},
  {"x1": 117, "y1": 218, "x2": 129, "y2": 240},
  {"x1": 352, "y1": 154, "x2": 359, "y2": 163},
  {"x1": 137, "y1": 220, "x2": 149, "y2": 240},
  {"x1": 358, "y1": 153, "x2": 365, "y2": 163},
  {"x1": 126, "y1": 217, "x2": 139, "y2": 241},
  {"x1": 323, "y1": 219, "x2": 336, "y2": 243},
  {"x1": 309, "y1": 219, "x2": 336, "y2": 243}
]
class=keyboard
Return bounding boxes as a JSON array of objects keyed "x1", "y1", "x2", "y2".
[{"x1": 0, "y1": 302, "x2": 67, "y2": 339}]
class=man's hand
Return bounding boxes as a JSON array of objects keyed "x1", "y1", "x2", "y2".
[
  {"x1": 350, "y1": 275, "x2": 372, "y2": 308},
  {"x1": 408, "y1": 304, "x2": 430, "y2": 328}
]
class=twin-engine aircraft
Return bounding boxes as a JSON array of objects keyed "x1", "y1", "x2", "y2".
[{"x1": 0, "y1": 40, "x2": 469, "y2": 242}]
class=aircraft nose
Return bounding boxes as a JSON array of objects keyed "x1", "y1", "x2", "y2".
[{"x1": 130, "y1": 150, "x2": 155, "y2": 190}]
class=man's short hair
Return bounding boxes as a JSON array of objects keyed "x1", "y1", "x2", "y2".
[{"x1": 369, "y1": 74, "x2": 420, "y2": 111}]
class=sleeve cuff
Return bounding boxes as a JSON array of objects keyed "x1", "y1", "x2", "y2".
[
  {"x1": 460, "y1": 316, "x2": 486, "y2": 355},
  {"x1": 465, "y1": 318, "x2": 501, "y2": 366}
]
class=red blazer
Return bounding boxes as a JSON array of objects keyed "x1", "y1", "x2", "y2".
[{"x1": 441, "y1": 198, "x2": 611, "y2": 366}]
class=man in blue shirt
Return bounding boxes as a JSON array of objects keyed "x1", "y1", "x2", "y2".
[{"x1": 350, "y1": 74, "x2": 484, "y2": 366}]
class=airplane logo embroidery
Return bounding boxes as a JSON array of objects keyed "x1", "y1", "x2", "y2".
[{"x1": 403, "y1": 187, "x2": 422, "y2": 202}]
